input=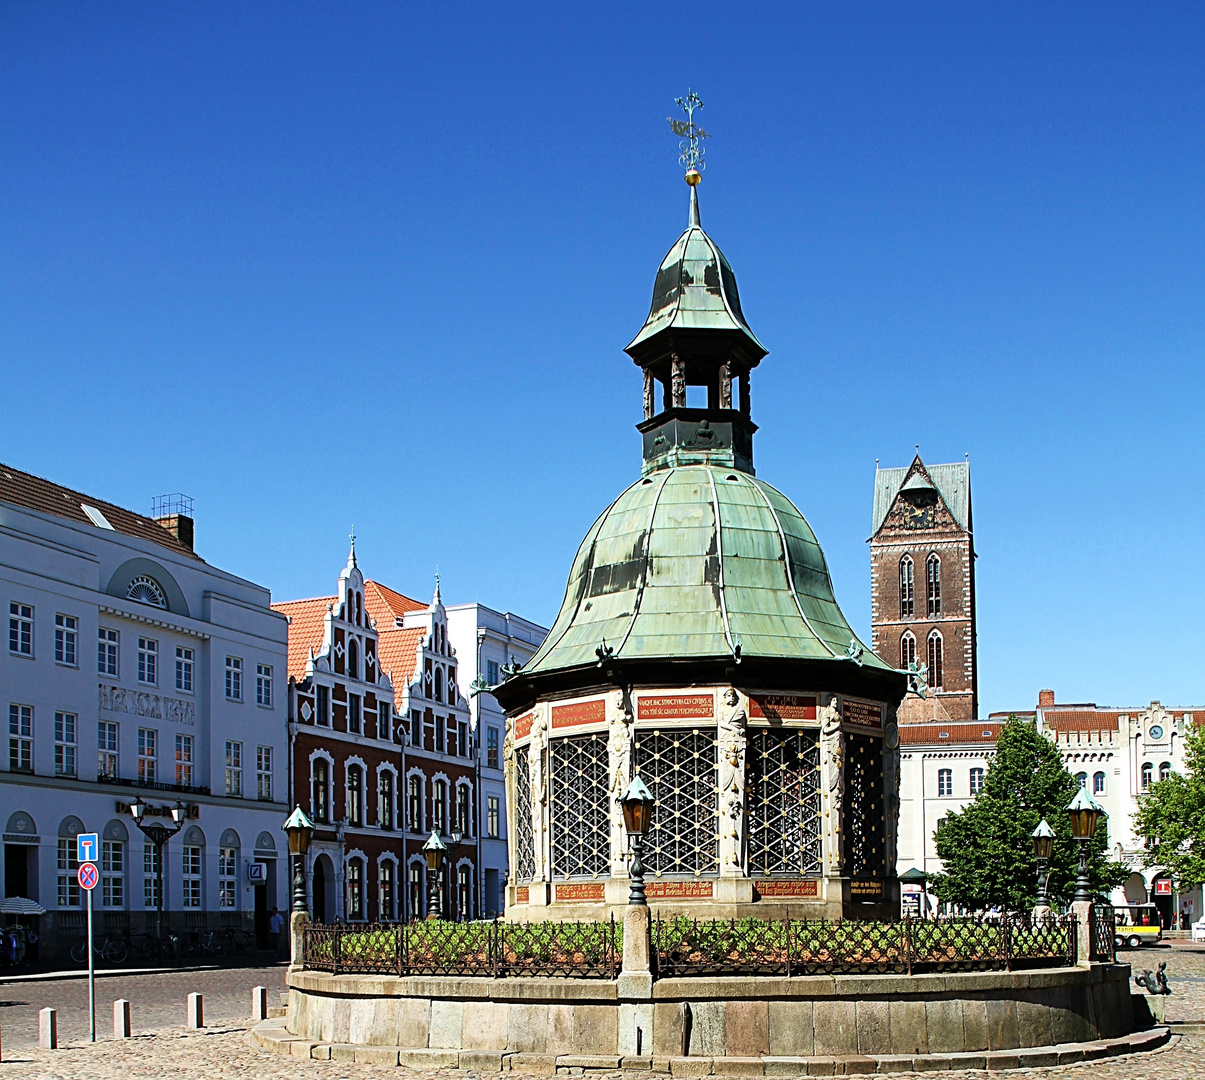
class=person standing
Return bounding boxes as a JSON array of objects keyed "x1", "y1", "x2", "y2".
[{"x1": 268, "y1": 907, "x2": 285, "y2": 957}]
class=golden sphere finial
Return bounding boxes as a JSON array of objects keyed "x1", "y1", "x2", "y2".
[{"x1": 685, "y1": 168, "x2": 702, "y2": 186}]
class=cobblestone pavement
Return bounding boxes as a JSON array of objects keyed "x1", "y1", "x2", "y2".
[
  {"x1": 0, "y1": 962, "x2": 287, "y2": 1047},
  {"x1": 0, "y1": 948, "x2": 1199, "y2": 1078}
]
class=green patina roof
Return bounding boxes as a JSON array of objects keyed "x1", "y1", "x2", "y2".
[
  {"x1": 524, "y1": 464, "x2": 891, "y2": 675},
  {"x1": 625, "y1": 187, "x2": 766, "y2": 358}
]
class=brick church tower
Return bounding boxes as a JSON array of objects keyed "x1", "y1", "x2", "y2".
[{"x1": 870, "y1": 455, "x2": 976, "y2": 723}]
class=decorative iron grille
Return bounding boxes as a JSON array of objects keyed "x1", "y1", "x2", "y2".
[
  {"x1": 634, "y1": 727, "x2": 717, "y2": 877},
  {"x1": 1090, "y1": 904, "x2": 1116, "y2": 963},
  {"x1": 746, "y1": 728, "x2": 821, "y2": 876},
  {"x1": 653, "y1": 913, "x2": 1075, "y2": 977},
  {"x1": 843, "y1": 733, "x2": 885, "y2": 880},
  {"x1": 301, "y1": 917, "x2": 619, "y2": 978},
  {"x1": 551, "y1": 732, "x2": 611, "y2": 880},
  {"x1": 513, "y1": 744, "x2": 535, "y2": 882}
]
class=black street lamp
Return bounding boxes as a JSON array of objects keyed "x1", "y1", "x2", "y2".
[
  {"x1": 1066, "y1": 789, "x2": 1103, "y2": 903},
  {"x1": 1031, "y1": 818, "x2": 1055, "y2": 907},
  {"x1": 283, "y1": 807, "x2": 316, "y2": 914},
  {"x1": 621, "y1": 777, "x2": 655, "y2": 906},
  {"x1": 129, "y1": 796, "x2": 187, "y2": 946},
  {"x1": 423, "y1": 831, "x2": 447, "y2": 920}
]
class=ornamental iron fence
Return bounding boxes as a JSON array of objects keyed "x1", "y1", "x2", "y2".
[
  {"x1": 302, "y1": 916, "x2": 619, "y2": 979},
  {"x1": 654, "y1": 913, "x2": 1077, "y2": 977},
  {"x1": 1090, "y1": 903, "x2": 1116, "y2": 963}
]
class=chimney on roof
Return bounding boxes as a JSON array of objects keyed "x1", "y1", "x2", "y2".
[
  {"x1": 1038, "y1": 689, "x2": 1055, "y2": 708},
  {"x1": 152, "y1": 493, "x2": 195, "y2": 553}
]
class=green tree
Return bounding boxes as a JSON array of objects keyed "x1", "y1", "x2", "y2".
[
  {"x1": 929, "y1": 715, "x2": 1127, "y2": 910},
  {"x1": 1132, "y1": 721, "x2": 1205, "y2": 889}
]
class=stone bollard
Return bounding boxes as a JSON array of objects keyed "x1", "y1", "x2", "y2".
[
  {"x1": 114, "y1": 999, "x2": 132, "y2": 1039},
  {"x1": 186, "y1": 992, "x2": 204, "y2": 1030},
  {"x1": 289, "y1": 909, "x2": 310, "y2": 973},
  {"x1": 38, "y1": 1007, "x2": 57, "y2": 1050},
  {"x1": 1072, "y1": 900, "x2": 1093, "y2": 966},
  {"x1": 251, "y1": 985, "x2": 268, "y2": 1021}
]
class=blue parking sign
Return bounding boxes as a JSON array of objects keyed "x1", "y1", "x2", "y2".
[{"x1": 77, "y1": 832, "x2": 99, "y2": 864}]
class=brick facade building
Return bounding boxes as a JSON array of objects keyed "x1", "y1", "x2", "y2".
[
  {"x1": 870, "y1": 455, "x2": 977, "y2": 723},
  {"x1": 275, "y1": 548, "x2": 477, "y2": 923}
]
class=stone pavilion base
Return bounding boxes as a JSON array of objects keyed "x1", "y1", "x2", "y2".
[{"x1": 271, "y1": 962, "x2": 1146, "y2": 1069}]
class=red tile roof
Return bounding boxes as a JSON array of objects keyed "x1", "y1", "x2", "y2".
[
  {"x1": 378, "y1": 626, "x2": 426, "y2": 689},
  {"x1": 0, "y1": 461, "x2": 201, "y2": 559},
  {"x1": 900, "y1": 722, "x2": 1002, "y2": 746},
  {"x1": 271, "y1": 596, "x2": 334, "y2": 680},
  {"x1": 1042, "y1": 710, "x2": 1123, "y2": 732},
  {"x1": 364, "y1": 580, "x2": 427, "y2": 626}
]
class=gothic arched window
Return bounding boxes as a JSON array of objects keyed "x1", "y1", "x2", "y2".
[
  {"x1": 312, "y1": 759, "x2": 330, "y2": 823},
  {"x1": 1075, "y1": 771, "x2": 1087, "y2": 790},
  {"x1": 347, "y1": 638, "x2": 359, "y2": 681},
  {"x1": 927, "y1": 631, "x2": 943, "y2": 691},
  {"x1": 407, "y1": 775, "x2": 423, "y2": 832},
  {"x1": 1159, "y1": 761, "x2": 1172, "y2": 782},
  {"x1": 1141, "y1": 762, "x2": 1153, "y2": 790},
  {"x1": 900, "y1": 631, "x2": 916, "y2": 670},
  {"x1": 926, "y1": 554, "x2": 941, "y2": 617},
  {"x1": 899, "y1": 556, "x2": 914, "y2": 618},
  {"x1": 1093, "y1": 771, "x2": 1106, "y2": 795}
]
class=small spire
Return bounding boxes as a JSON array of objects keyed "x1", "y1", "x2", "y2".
[
  {"x1": 433, "y1": 568, "x2": 442, "y2": 606},
  {"x1": 689, "y1": 183, "x2": 701, "y2": 228},
  {"x1": 347, "y1": 527, "x2": 357, "y2": 568}
]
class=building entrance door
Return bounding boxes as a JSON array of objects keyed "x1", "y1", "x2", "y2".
[
  {"x1": 254, "y1": 883, "x2": 268, "y2": 948},
  {"x1": 1152, "y1": 876, "x2": 1174, "y2": 929},
  {"x1": 4, "y1": 846, "x2": 28, "y2": 898}
]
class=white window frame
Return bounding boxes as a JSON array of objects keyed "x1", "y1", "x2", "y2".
[
  {"x1": 182, "y1": 844, "x2": 202, "y2": 908},
  {"x1": 256, "y1": 745, "x2": 273, "y2": 801},
  {"x1": 175, "y1": 646, "x2": 194, "y2": 694},
  {"x1": 54, "y1": 711, "x2": 77, "y2": 777},
  {"x1": 937, "y1": 768, "x2": 953, "y2": 798},
  {"x1": 256, "y1": 664, "x2": 273, "y2": 707},
  {"x1": 98, "y1": 720, "x2": 119, "y2": 780},
  {"x1": 98, "y1": 626, "x2": 119, "y2": 677},
  {"x1": 143, "y1": 842, "x2": 161, "y2": 908},
  {"x1": 138, "y1": 727, "x2": 157, "y2": 785},
  {"x1": 968, "y1": 766, "x2": 983, "y2": 796},
  {"x1": 8, "y1": 602, "x2": 33, "y2": 657},
  {"x1": 377, "y1": 855, "x2": 398, "y2": 922},
  {"x1": 487, "y1": 794, "x2": 500, "y2": 838},
  {"x1": 57, "y1": 837, "x2": 80, "y2": 907},
  {"x1": 9, "y1": 704, "x2": 33, "y2": 773},
  {"x1": 225, "y1": 656, "x2": 243, "y2": 701},
  {"x1": 137, "y1": 636, "x2": 158, "y2": 686},
  {"x1": 225, "y1": 740, "x2": 243, "y2": 797},
  {"x1": 54, "y1": 613, "x2": 78, "y2": 666},
  {"x1": 102, "y1": 839, "x2": 124, "y2": 908},
  {"x1": 1093, "y1": 771, "x2": 1107, "y2": 796},
  {"x1": 176, "y1": 733, "x2": 194, "y2": 787},
  {"x1": 218, "y1": 846, "x2": 237, "y2": 908}
]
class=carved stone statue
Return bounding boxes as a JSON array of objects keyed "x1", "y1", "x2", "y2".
[
  {"x1": 718, "y1": 688, "x2": 747, "y2": 873},
  {"x1": 819, "y1": 695, "x2": 844, "y2": 875},
  {"x1": 529, "y1": 708, "x2": 549, "y2": 881},
  {"x1": 883, "y1": 716, "x2": 901, "y2": 879},
  {"x1": 671, "y1": 354, "x2": 686, "y2": 408},
  {"x1": 608, "y1": 689, "x2": 635, "y2": 874},
  {"x1": 719, "y1": 362, "x2": 733, "y2": 409},
  {"x1": 643, "y1": 369, "x2": 655, "y2": 419}
]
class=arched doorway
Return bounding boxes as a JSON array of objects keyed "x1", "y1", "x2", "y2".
[
  {"x1": 1123, "y1": 872, "x2": 1147, "y2": 906},
  {"x1": 1151, "y1": 875, "x2": 1173, "y2": 929},
  {"x1": 312, "y1": 854, "x2": 336, "y2": 924}
]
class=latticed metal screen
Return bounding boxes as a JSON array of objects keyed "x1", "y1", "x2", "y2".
[
  {"x1": 513, "y1": 744, "x2": 535, "y2": 882},
  {"x1": 551, "y1": 732, "x2": 611, "y2": 879},
  {"x1": 747, "y1": 728, "x2": 821, "y2": 875},
  {"x1": 633, "y1": 727, "x2": 717, "y2": 877},
  {"x1": 844, "y1": 733, "x2": 886, "y2": 880}
]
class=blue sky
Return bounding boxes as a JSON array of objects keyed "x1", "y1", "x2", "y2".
[{"x1": 2, "y1": 4, "x2": 1203, "y2": 711}]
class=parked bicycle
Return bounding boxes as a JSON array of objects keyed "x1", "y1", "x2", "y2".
[
  {"x1": 70, "y1": 933, "x2": 128, "y2": 965},
  {"x1": 182, "y1": 929, "x2": 228, "y2": 959}
]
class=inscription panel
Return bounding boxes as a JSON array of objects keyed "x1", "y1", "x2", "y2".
[
  {"x1": 646, "y1": 880, "x2": 713, "y2": 899},
  {"x1": 754, "y1": 879, "x2": 820, "y2": 898},
  {"x1": 843, "y1": 699, "x2": 884, "y2": 731},
  {"x1": 637, "y1": 694, "x2": 714, "y2": 720},
  {"x1": 555, "y1": 882, "x2": 606, "y2": 901},
  {"x1": 749, "y1": 694, "x2": 817, "y2": 722},
  {"x1": 552, "y1": 699, "x2": 606, "y2": 730}
]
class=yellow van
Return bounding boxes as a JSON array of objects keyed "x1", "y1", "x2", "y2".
[{"x1": 1114, "y1": 903, "x2": 1163, "y2": 949}]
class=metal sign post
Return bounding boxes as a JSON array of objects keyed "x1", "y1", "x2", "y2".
[{"x1": 77, "y1": 843, "x2": 99, "y2": 1044}]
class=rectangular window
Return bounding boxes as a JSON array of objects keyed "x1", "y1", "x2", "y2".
[
  {"x1": 98, "y1": 627, "x2": 119, "y2": 676},
  {"x1": 348, "y1": 694, "x2": 361, "y2": 734},
  {"x1": 182, "y1": 845, "x2": 202, "y2": 908},
  {"x1": 458, "y1": 721, "x2": 468, "y2": 758},
  {"x1": 446, "y1": 717, "x2": 456, "y2": 756},
  {"x1": 487, "y1": 727, "x2": 499, "y2": 769},
  {"x1": 57, "y1": 837, "x2": 80, "y2": 907},
  {"x1": 379, "y1": 701, "x2": 391, "y2": 742},
  {"x1": 256, "y1": 664, "x2": 273, "y2": 707},
  {"x1": 225, "y1": 740, "x2": 243, "y2": 796},
  {"x1": 143, "y1": 843, "x2": 161, "y2": 908},
  {"x1": 410, "y1": 711, "x2": 421, "y2": 746},
  {"x1": 435, "y1": 716, "x2": 445, "y2": 754},
  {"x1": 8, "y1": 602, "x2": 33, "y2": 656},
  {"x1": 379, "y1": 861, "x2": 394, "y2": 921},
  {"x1": 138, "y1": 728, "x2": 157, "y2": 785},
  {"x1": 8, "y1": 704, "x2": 32, "y2": 773},
  {"x1": 54, "y1": 614, "x2": 78, "y2": 665},
  {"x1": 316, "y1": 685, "x2": 330, "y2": 726},
  {"x1": 98, "y1": 721, "x2": 119, "y2": 779},
  {"x1": 218, "y1": 846, "x2": 237, "y2": 908},
  {"x1": 102, "y1": 840, "x2": 124, "y2": 908},
  {"x1": 257, "y1": 745, "x2": 273, "y2": 801},
  {"x1": 346, "y1": 859, "x2": 363, "y2": 920},
  {"x1": 176, "y1": 733, "x2": 193, "y2": 787},
  {"x1": 175, "y1": 646, "x2": 194, "y2": 693},
  {"x1": 937, "y1": 768, "x2": 953, "y2": 798},
  {"x1": 486, "y1": 659, "x2": 500, "y2": 686},
  {"x1": 487, "y1": 795, "x2": 500, "y2": 838},
  {"x1": 54, "y1": 711, "x2": 77, "y2": 777},
  {"x1": 969, "y1": 767, "x2": 984, "y2": 795},
  {"x1": 225, "y1": 656, "x2": 242, "y2": 701},
  {"x1": 379, "y1": 770, "x2": 394, "y2": 830},
  {"x1": 137, "y1": 637, "x2": 158, "y2": 685}
]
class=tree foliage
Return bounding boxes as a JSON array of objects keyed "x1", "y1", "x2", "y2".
[
  {"x1": 1132, "y1": 721, "x2": 1205, "y2": 888},
  {"x1": 929, "y1": 716, "x2": 1127, "y2": 910}
]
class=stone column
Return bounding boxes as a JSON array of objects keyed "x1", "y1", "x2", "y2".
[
  {"x1": 819, "y1": 696, "x2": 845, "y2": 886},
  {"x1": 719, "y1": 362, "x2": 733, "y2": 409},
  {"x1": 643, "y1": 369, "x2": 655, "y2": 419},
  {"x1": 671, "y1": 355, "x2": 686, "y2": 408},
  {"x1": 717, "y1": 688, "x2": 747, "y2": 876},
  {"x1": 529, "y1": 706, "x2": 550, "y2": 887},
  {"x1": 608, "y1": 690, "x2": 634, "y2": 877},
  {"x1": 503, "y1": 714, "x2": 515, "y2": 905}
]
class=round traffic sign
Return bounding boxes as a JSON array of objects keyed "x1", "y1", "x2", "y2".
[{"x1": 78, "y1": 862, "x2": 99, "y2": 891}]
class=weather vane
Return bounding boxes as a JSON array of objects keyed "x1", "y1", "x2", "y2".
[{"x1": 668, "y1": 89, "x2": 709, "y2": 185}]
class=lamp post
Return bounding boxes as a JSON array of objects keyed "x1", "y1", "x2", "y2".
[
  {"x1": 129, "y1": 796, "x2": 186, "y2": 946},
  {"x1": 282, "y1": 807, "x2": 315, "y2": 914},
  {"x1": 423, "y1": 831, "x2": 447, "y2": 920},
  {"x1": 1031, "y1": 818, "x2": 1055, "y2": 911},
  {"x1": 1066, "y1": 789, "x2": 1103, "y2": 903},
  {"x1": 620, "y1": 777, "x2": 655, "y2": 906}
]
